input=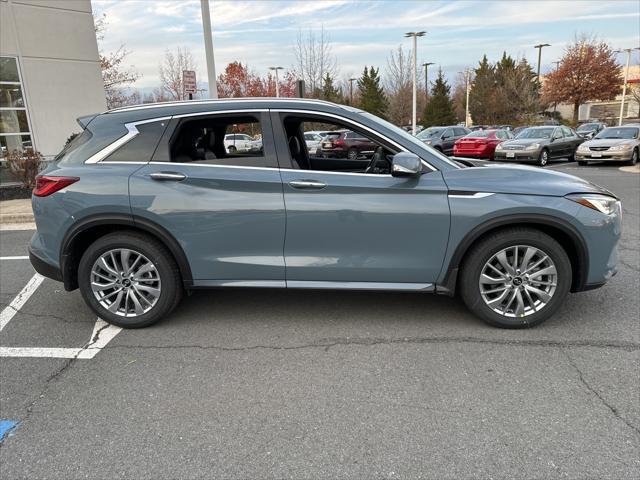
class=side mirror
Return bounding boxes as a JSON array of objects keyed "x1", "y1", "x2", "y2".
[{"x1": 391, "y1": 152, "x2": 421, "y2": 178}]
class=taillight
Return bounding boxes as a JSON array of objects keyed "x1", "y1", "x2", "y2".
[
  {"x1": 33, "y1": 175, "x2": 79, "y2": 197},
  {"x1": 334, "y1": 139, "x2": 345, "y2": 146}
]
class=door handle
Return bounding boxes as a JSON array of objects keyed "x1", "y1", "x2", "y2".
[
  {"x1": 149, "y1": 172, "x2": 187, "y2": 181},
  {"x1": 288, "y1": 180, "x2": 327, "y2": 190}
]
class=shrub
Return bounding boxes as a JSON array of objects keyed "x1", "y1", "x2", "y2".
[{"x1": 5, "y1": 148, "x2": 44, "y2": 189}]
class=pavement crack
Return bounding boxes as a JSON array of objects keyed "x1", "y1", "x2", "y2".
[
  {"x1": 108, "y1": 336, "x2": 640, "y2": 352},
  {"x1": 0, "y1": 303, "x2": 88, "y2": 324},
  {"x1": 562, "y1": 348, "x2": 640, "y2": 437}
]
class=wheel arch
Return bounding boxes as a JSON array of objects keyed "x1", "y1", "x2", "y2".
[
  {"x1": 60, "y1": 214, "x2": 193, "y2": 291},
  {"x1": 438, "y1": 214, "x2": 589, "y2": 295}
]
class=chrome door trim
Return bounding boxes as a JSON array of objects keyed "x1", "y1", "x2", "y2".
[
  {"x1": 448, "y1": 192, "x2": 495, "y2": 199},
  {"x1": 148, "y1": 161, "x2": 280, "y2": 171},
  {"x1": 286, "y1": 281, "x2": 434, "y2": 291},
  {"x1": 192, "y1": 280, "x2": 286, "y2": 288},
  {"x1": 288, "y1": 180, "x2": 327, "y2": 189},
  {"x1": 272, "y1": 109, "x2": 437, "y2": 172},
  {"x1": 84, "y1": 116, "x2": 171, "y2": 164}
]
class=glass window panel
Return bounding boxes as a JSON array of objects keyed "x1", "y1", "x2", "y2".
[
  {"x1": 1, "y1": 134, "x2": 32, "y2": 155},
  {"x1": 0, "y1": 57, "x2": 20, "y2": 83},
  {"x1": 0, "y1": 110, "x2": 29, "y2": 134},
  {"x1": 0, "y1": 85, "x2": 25, "y2": 108}
]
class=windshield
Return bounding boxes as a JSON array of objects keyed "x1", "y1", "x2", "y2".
[
  {"x1": 417, "y1": 127, "x2": 445, "y2": 139},
  {"x1": 358, "y1": 112, "x2": 460, "y2": 169},
  {"x1": 577, "y1": 123, "x2": 598, "y2": 131},
  {"x1": 516, "y1": 127, "x2": 554, "y2": 139},
  {"x1": 464, "y1": 130, "x2": 493, "y2": 138},
  {"x1": 594, "y1": 127, "x2": 639, "y2": 140}
]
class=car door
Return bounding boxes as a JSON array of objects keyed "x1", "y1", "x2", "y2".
[
  {"x1": 562, "y1": 126, "x2": 581, "y2": 156},
  {"x1": 441, "y1": 128, "x2": 456, "y2": 155},
  {"x1": 129, "y1": 110, "x2": 286, "y2": 286},
  {"x1": 548, "y1": 127, "x2": 565, "y2": 158},
  {"x1": 272, "y1": 111, "x2": 450, "y2": 287}
]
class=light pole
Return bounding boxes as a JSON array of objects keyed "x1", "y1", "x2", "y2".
[
  {"x1": 615, "y1": 47, "x2": 640, "y2": 126},
  {"x1": 269, "y1": 66, "x2": 284, "y2": 97},
  {"x1": 405, "y1": 31, "x2": 426, "y2": 135},
  {"x1": 551, "y1": 61, "x2": 561, "y2": 113},
  {"x1": 534, "y1": 43, "x2": 551, "y2": 83},
  {"x1": 457, "y1": 70, "x2": 471, "y2": 127},
  {"x1": 422, "y1": 62, "x2": 434, "y2": 101},
  {"x1": 200, "y1": 0, "x2": 217, "y2": 98},
  {"x1": 349, "y1": 77, "x2": 357, "y2": 105}
]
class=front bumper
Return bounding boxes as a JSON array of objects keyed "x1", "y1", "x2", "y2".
[
  {"x1": 493, "y1": 149, "x2": 540, "y2": 162},
  {"x1": 576, "y1": 150, "x2": 633, "y2": 161}
]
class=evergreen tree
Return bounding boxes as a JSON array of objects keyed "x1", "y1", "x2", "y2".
[
  {"x1": 357, "y1": 66, "x2": 388, "y2": 117},
  {"x1": 423, "y1": 68, "x2": 456, "y2": 126},
  {"x1": 469, "y1": 55, "x2": 498, "y2": 124},
  {"x1": 320, "y1": 73, "x2": 342, "y2": 103}
]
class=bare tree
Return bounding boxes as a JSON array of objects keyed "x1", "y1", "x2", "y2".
[
  {"x1": 293, "y1": 27, "x2": 338, "y2": 97},
  {"x1": 94, "y1": 13, "x2": 141, "y2": 108},
  {"x1": 385, "y1": 45, "x2": 424, "y2": 125},
  {"x1": 159, "y1": 47, "x2": 198, "y2": 100}
]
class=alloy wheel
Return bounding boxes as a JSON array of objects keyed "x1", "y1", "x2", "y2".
[
  {"x1": 479, "y1": 245, "x2": 557, "y2": 318},
  {"x1": 539, "y1": 150, "x2": 548, "y2": 166},
  {"x1": 90, "y1": 248, "x2": 161, "y2": 317}
]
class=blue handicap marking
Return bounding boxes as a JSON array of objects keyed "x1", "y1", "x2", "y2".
[{"x1": 0, "y1": 420, "x2": 19, "y2": 443}]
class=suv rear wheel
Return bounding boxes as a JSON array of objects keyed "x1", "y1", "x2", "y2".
[
  {"x1": 78, "y1": 231, "x2": 183, "y2": 328},
  {"x1": 459, "y1": 228, "x2": 571, "y2": 328}
]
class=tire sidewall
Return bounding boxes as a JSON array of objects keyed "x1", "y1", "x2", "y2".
[
  {"x1": 461, "y1": 231, "x2": 571, "y2": 328},
  {"x1": 538, "y1": 149, "x2": 549, "y2": 166},
  {"x1": 78, "y1": 234, "x2": 178, "y2": 328}
]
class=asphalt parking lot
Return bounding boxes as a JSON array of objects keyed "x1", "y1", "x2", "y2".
[{"x1": 0, "y1": 163, "x2": 638, "y2": 479}]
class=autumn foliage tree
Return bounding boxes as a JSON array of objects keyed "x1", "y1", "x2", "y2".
[
  {"x1": 216, "y1": 62, "x2": 297, "y2": 98},
  {"x1": 542, "y1": 36, "x2": 621, "y2": 123}
]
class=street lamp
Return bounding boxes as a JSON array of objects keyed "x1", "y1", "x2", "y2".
[
  {"x1": 269, "y1": 66, "x2": 284, "y2": 97},
  {"x1": 405, "y1": 31, "x2": 426, "y2": 135},
  {"x1": 349, "y1": 77, "x2": 357, "y2": 105},
  {"x1": 200, "y1": 0, "x2": 218, "y2": 99},
  {"x1": 614, "y1": 47, "x2": 640, "y2": 126},
  {"x1": 534, "y1": 43, "x2": 551, "y2": 82},
  {"x1": 458, "y1": 69, "x2": 472, "y2": 127},
  {"x1": 422, "y1": 62, "x2": 434, "y2": 101}
]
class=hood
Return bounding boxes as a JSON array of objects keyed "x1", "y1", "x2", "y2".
[
  {"x1": 502, "y1": 138, "x2": 547, "y2": 147},
  {"x1": 584, "y1": 138, "x2": 636, "y2": 147},
  {"x1": 442, "y1": 163, "x2": 616, "y2": 198}
]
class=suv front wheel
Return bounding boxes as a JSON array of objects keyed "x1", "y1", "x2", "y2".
[
  {"x1": 459, "y1": 227, "x2": 571, "y2": 328},
  {"x1": 78, "y1": 231, "x2": 183, "y2": 328}
]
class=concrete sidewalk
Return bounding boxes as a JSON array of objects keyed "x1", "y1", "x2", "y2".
[{"x1": 0, "y1": 198, "x2": 34, "y2": 224}]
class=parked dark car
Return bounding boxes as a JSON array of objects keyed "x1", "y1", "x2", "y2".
[
  {"x1": 416, "y1": 126, "x2": 471, "y2": 155},
  {"x1": 511, "y1": 126, "x2": 529, "y2": 137},
  {"x1": 29, "y1": 98, "x2": 620, "y2": 330},
  {"x1": 320, "y1": 130, "x2": 377, "y2": 159},
  {"x1": 576, "y1": 122, "x2": 607, "y2": 139},
  {"x1": 494, "y1": 125, "x2": 584, "y2": 166},
  {"x1": 453, "y1": 129, "x2": 513, "y2": 160}
]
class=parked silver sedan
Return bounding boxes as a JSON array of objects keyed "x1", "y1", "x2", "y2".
[{"x1": 575, "y1": 125, "x2": 640, "y2": 166}]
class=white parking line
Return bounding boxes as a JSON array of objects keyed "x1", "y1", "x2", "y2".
[
  {"x1": 0, "y1": 256, "x2": 29, "y2": 260},
  {"x1": 0, "y1": 273, "x2": 44, "y2": 332},
  {"x1": 0, "y1": 319, "x2": 122, "y2": 359}
]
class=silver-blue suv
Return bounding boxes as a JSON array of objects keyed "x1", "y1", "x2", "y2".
[{"x1": 29, "y1": 99, "x2": 621, "y2": 329}]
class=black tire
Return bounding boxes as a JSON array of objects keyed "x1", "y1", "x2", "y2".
[
  {"x1": 577, "y1": 161, "x2": 588, "y2": 166},
  {"x1": 625, "y1": 148, "x2": 639, "y2": 166},
  {"x1": 459, "y1": 227, "x2": 572, "y2": 329},
  {"x1": 537, "y1": 148, "x2": 549, "y2": 166},
  {"x1": 228, "y1": 145, "x2": 237, "y2": 153},
  {"x1": 347, "y1": 147, "x2": 358, "y2": 160},
  {"x1": 78, "y1": 231, "x2": 183, "y2": 328}
]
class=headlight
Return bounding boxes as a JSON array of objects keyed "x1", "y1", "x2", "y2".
[
  {"x1": 566, "y1": 193, "x2": 619, "y2": 215},
  {"x1": 577, "y1": 144, "x2": 589, "y2": 152},
  {"x1": 424, "y1": 140, "x2": 432, "y2": 145},
  {"x1": 610, "y1": 144, "x2": 632, "y2": 151},
  {"x1": 525, "y1": 143, "x2": 540, "y2": 150}
]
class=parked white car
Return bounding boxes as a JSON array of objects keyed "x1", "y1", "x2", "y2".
[
  {"x1": 304, "y1": 132, "x2": 323, "y2": 154},
  {"x1": 224, "y1": 133, "x2": 253, "y2": 153}
]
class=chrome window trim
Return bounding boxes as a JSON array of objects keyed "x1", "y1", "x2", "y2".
[
  {"x1": 149, "y1": 161, "x2": 279, "y2": 172},
  {"x1": 84, "y1": 116, "x2": 171, "y2": 164},
  {"x1": 273, "y1": 108, "x2": 437, "y2": 172}
]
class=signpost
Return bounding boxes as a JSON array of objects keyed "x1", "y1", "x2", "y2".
[{"x1": 183, "y1": 70, "x2": 197, "y2": 100}]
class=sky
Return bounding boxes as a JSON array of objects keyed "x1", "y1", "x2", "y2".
[{"x1": 92, "y1": 0, "x2": 640, "y2": 92}]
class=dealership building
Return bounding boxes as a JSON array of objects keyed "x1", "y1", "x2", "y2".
[{"x1": 0, "y1": 0, "x2": 106, "y2": 163}]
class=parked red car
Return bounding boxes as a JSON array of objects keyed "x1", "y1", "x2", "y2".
[{"x1": 453, "y1": 129, "x2": 513, "y2": 160}]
